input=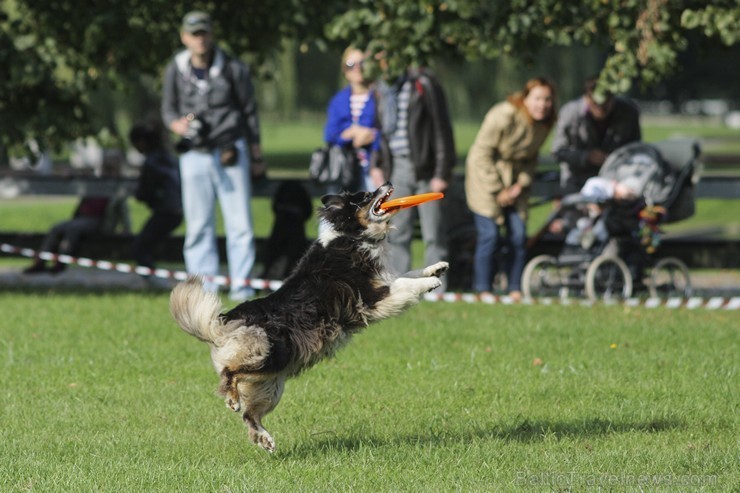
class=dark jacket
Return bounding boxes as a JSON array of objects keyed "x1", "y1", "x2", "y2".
[
  {"x1": 551, "y1": 96, "x2": 641, "y2": 194},
  {"x1": 161, "y1": 48, "x2": 261, "y2": 149},
  {"x1": 375, "y1": 68, "x2": 456, "y2": 182},
  {"x1": 135, "y1": 148, "x2": 182, "y2": 215}
]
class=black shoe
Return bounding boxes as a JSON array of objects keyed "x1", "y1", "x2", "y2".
[
  {"x1": 23, "y1": 262, "x2": 48, "y2": 274},
  {"x1": 49, "y1": 262, "x2": 67, "y2": 274}
]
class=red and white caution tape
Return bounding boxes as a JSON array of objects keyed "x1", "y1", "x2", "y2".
[
  {"x1": 0, "y1": 242, "x2": 284, "y2": 291},
  {"x1": 2, "y1": 242, "x2": 738, "y2": 309},
  {"x1": 422, "y1": 292, "x2": 740, "y2": 310}
]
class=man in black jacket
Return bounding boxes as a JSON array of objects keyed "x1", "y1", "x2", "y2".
[
  {"x1": 551, "y1": 77, "x2": 641, "y2": 195},
  {"x1": 372, "y1": 67, "x2": 456, "y2": 290}
]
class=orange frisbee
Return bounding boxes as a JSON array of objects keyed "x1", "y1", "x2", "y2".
[{"x1": 380, "y1": 192, "x2": 444, "y2": 210}]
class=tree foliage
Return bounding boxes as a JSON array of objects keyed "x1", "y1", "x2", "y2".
[
  {"x1": 328, "y1": 0, "x2": 739, "y2": 98},
  {"x1": 1, "y1": 0, "x2": 334, "y2": 156},
  {"x1": 2, "y1": 0, "x2": 738, "y2": 156}
]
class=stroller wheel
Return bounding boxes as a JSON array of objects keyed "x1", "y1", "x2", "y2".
[
  {"x1": 585, "y1": 255, "x2": 633, "y2": 302},
  {"x1": 649, "y1": 257, "x2": 692, "y2": 298},
  {"x1": 522, "y1": 255, "x2": 562, "y2": 300}
]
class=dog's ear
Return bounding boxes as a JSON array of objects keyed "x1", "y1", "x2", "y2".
[{"x1": 320, "y1": 194, "x2": 344, "y2": 210}]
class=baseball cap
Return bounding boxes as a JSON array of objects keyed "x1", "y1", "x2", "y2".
[{"x1": 182, "y1": 11, "x2": 212, "y2": 33}]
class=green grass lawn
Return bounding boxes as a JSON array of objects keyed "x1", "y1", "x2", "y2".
[{"x1": 0, "y1": 293, "x2": 736, "y2": 491}]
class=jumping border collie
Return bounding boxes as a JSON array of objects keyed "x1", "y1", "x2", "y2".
[{"x1": 170, "y1": 183, "x2": 448, "y2": 452}]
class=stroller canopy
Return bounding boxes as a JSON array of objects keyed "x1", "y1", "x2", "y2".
[{"x1": 599, "y1": 138, "x2": 701, "y2": 223}]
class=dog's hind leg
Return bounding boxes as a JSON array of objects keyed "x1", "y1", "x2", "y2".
[
  {"x1": 238, "y1": 377, "x2": 285, "y2": 453},
  {"x1": 218, "y1": 370, "x2": 242, "y2": 412}
]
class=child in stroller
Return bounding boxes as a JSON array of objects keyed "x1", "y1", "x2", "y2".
[
  {"x1": 545, "y1": 175, "x2": 650, "y2": 298},
  {"x1": 561, "y1": 176, "x2": 642, "y2": 256},
  {"x1": 523, "y1": 138, "x2": 700, "y2": 301}
]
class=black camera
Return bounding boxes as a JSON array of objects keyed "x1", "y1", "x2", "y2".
[{"x1": 175, "y1": 113, "x2": 209, "y2": 153}]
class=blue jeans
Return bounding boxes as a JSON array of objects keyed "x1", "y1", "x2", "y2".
[
  {"x1": 472, "y1": 210, "x2": 527, "y2": 293},
  {"x1": 179, "y1": 138, "x2": 256, "y2": 300}
]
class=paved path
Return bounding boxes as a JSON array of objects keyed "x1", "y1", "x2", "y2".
[{"x1": 0, "y1": 265, "x2": 177, "y2": 292}]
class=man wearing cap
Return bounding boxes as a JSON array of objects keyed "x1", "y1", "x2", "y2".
[
  {"x1": 551, "y1": 77, "x2": 641, "y2": 195},
  {"x1": 161, "y1": 10, "x2": 266, "y2": 301}
]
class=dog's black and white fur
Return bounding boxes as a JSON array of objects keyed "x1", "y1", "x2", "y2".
[{"x1": 170, "y1": 183, "x2": 448, "y2": 452}]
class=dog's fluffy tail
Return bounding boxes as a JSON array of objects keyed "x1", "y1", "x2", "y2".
[{"x1": 170, "y1": 277, "x2": 229, "y2": 343}]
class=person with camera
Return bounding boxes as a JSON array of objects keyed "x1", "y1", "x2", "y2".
[{"x1": 161, "y1": 10, "x2": 266, "y2": 301}]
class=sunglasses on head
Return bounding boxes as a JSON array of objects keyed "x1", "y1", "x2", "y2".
[{"x1": 345, "y1": 59, "x2": 364, "y2": 70}]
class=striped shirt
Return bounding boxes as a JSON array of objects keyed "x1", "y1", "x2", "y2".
[
  {"x1": 349, "y1": 93, "x2": 370, "y2": 123},
  {"x1": 349, "y1": 92, "x2": 372, "y2": 170},
  {"x1": 389, "y1": 81, "x2": 412, "y2": 157}
]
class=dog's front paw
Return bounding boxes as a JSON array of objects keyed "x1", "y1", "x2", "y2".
[
  {"x1": 422, "y1": 277, "x2": 442, "y2": 294},
  {"x1": 422, "y1": 261, "x2": 449, "y2": 278}
]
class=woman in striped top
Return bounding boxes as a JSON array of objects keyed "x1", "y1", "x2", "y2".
[{"x1": 323, "y1": 47, "x2": 381, "y2": 192}]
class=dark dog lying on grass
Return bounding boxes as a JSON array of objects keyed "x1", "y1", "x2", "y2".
[{"x1": 170, "y1": 183, "x2": 448, "y2": 452}]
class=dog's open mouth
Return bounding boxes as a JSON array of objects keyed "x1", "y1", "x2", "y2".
[{"x1": 372, "y1": 186, "x2": 395, "y2": 217}]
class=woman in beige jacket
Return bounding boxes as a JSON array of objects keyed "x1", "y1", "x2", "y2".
[{"x1": 465, "y1": 77, "x2": 557, "y2": 300}]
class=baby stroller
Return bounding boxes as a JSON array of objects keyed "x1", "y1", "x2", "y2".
[{"x1": 522, "y1": 138, "x2": 701, "y2": 301}]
